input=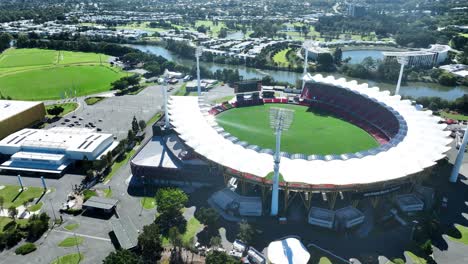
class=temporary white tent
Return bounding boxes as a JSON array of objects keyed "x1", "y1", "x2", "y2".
[{"x1": 267, "y1": 237, "x2": 310, "y2": 264}]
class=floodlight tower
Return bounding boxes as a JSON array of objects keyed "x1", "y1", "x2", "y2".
[
  {"x1": 450, "y1": 127, "x2": 468, "y2": 183},
  {"x1": 269, "y1": 107, "x2": 295, "y2": 216},
  {"x1": 195, "y1": 46, "x2": 204, "y2": 96},
  {"x1": 163, "y1": 69, "x2": 170, "y2": 129},
  {"x1": 395, "y1": 56, "x2": 409, "y2": 96},
  {"x1": 302, "y1": 40, "x2": 314, "y2": 90}
]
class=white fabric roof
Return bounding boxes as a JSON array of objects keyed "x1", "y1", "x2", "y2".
[
  {"x1": 168, "y1": 74, "x2": 452, "y2": 186},
  {"x1": 267, "y1": 237, "x2": 310, "y2": 264}
]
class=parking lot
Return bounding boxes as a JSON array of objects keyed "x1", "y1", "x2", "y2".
[{"x1": 46, "y1": 84, "x2": 180, "y2": 140}]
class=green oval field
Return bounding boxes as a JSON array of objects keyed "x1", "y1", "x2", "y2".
[
  {"x1": 0, "y1": 48, "x2": 125, "y2": 100},
  {"x1": 215, "y1": 104, "x2": 378, "y2": 155}
]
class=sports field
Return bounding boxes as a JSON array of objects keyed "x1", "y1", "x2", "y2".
[
  {"x1": 216, "y1": 104, "x2": 378, "y2": 155},
  {"x1": 0, "y1": 48, "x2": 125, "y2": 100}
]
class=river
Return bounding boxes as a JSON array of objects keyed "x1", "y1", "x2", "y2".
[{"x1": 129, "y1": 44, "x2": 468, "y2": 101}]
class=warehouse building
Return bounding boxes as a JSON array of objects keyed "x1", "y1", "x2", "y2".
[
  {"x1": 0, "y1": 127, "x2": 118, "y2": 174},
  {"x1": 0, "y1": 100, "x2": 46, "y2": 140}
]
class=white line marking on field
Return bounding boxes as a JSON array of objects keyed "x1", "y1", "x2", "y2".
[{"x1": 52, "y1": 229, "x2": 111, "y2": 242}]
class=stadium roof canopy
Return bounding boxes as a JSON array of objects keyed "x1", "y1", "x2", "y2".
[{"x1": 168, "y1": 74, "x2": 452, "y2": 186}]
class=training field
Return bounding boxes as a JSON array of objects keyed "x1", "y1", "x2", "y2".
[
  {"x1": 0, "y1": 48, "x2": 125, "y2": 100},
  {"x1": 216, "y1": 104, "x2": 378, "y2": 155}
]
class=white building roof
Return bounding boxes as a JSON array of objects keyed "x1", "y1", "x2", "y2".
[
  {"x1": 168, "y1": 74, "x2": 452, "y2": 187},
  {"x1": 0, "y1": 127, "x2": 114, "y2": 159},
  {"x1": 267, "y1": 237, "x2": 310, "y2": 264},
  {"x1": 0, "y1": 100, "x2": 43, "y2": 122}
]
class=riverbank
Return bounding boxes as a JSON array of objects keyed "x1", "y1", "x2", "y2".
[{"x1": 128, "y1": 44, "x2": 468, "y2": 101}]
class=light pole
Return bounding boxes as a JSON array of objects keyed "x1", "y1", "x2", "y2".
[
  {"x1": 139, "y1": 175, "x2": 146, "y2": 216},
  {"x1": 450, "y1": 127, "x2": 468, "y2": 183},
  {"x1": 269, "y1": 107, "x2": 295, "y2": 216},
  {"x1": 163, "y1": 69, "x2": 170, "y2": 129},
  {"x1": 302, "y1": 40, "x2": 314, "y2": 90},
  {"x1": 195, "y1": 46, "x2": 204, "y2": 96},
  {"x1": 395, "y1": 56, "x2": 409, "y2": 96}
]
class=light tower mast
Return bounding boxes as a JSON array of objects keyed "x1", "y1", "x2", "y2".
[
  {"x1": 269, "y1": 107, "x2": 295, "y2": 216},
  {"x1": 302, "y1": 40, "x2": 314, "y2": 90},
  {"x1": 195, "y1": 46, "x2": 204, "y2": 96},
  {"x1": 163, "y1": 69, "x2": 170, "y2": 129},
  {"x1": 450, "y1": 127, "x2": 468, "y2": 183},
  {"x1": 395, "y1": 56, "x2": 409, "y2": 96}
]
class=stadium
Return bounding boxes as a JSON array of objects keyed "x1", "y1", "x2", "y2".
[{"x1": 132, "y1": 74, "x2": 452, "y2": 226}]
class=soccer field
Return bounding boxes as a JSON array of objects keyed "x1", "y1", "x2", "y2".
[
  {"x1": 0, "y1": 48, "x2": 124, "y2": 100},
  {"x1": 216, "y1": 104, "x2": 378, "y2": 155}
]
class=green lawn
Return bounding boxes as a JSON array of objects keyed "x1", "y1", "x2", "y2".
[
  {"x1": 405, "y1": 251, "x2": 427, "y2": 264},
  {"x1": 272, "y1": 48, "x2": 292, "y2": 67},
  {"x1": 0, "y1": 217, "x2": 28, "y2": 232},
  {"x1": 213, "y1": 96, "x2": 234, "y2": 104},
  {"x1": 103, "y1": 147, "x2": 138, "y2": 183},
  {"x1": 46, "y1": 103, "x2": 78, "y2": 118},
  {"x1": 27, "y1": 202, "x2": 43, "y2": 212},
  {"x1": 440, "y1": 111, "x2": 468, "y2": 121},
  {"x1": 0, "y1": 185, "x2": 44, "y2": 208},
  {"x1": 162, "y1": 216, "x2": 202, "y2": 247},
  {"x1": 58, "y1": 236, "x2": 84, "y2": 247},
  {"x1": 182, "y1": 217, "x2": 202, "y2": 244},
  {"x1": 448, "y1": 224, "x2": 468, "y2": 245},
  {"x1": 82, "y1": 190, "x2": 97, "y2": 201},
  {"x1": 216, "y1": 104, "x2": 378, "y2": 155},
  {"x1": 0, "y1": 65, "x2": 124, "y2": 100},
  {"x1": 84, "y1": 97, "x2": 105, "y2": 105},
  {"x1": 174, "y1": 83, "x2": 197, "y2": 96},
  {"x1": 50, "y1": 253, "x2": 83, "y2": 264},
  {"x1": 140, "y1": 197, "x2": 156, "y2": 210},
  {"x1": 103, "y1": 188, "x2": 112, "y2": 198},
  {"x1": 318, "y1": 257, "x2": 332, "y2": 264},
  {"x1": 0, "y1": 48, "x2": 124, "y2": 100},
  {"x1": 64, "y1": 223, "x2": 79, "y2": 231},
  {"x1": 146, "y1": 112, "x2": 162, "y2": 126}
]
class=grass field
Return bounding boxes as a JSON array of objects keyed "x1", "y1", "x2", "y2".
[
  {"x1": 448, "y1": 224, "x2": 468, "y2": 245},
  {"x1": 216, "y1": 104, "x2": 378, "y2": 155},
  {"x1": 0, "y1": 185, "x2": 44, "y2": 208},
  {"x1": 141, "y1": 197, "x2": 156, "y2": 210},
  {"x1": 272, "y1": 48, "x2": 292, "y2": 67},
  {"x1": 64, "y1": 223, "x2": 79, "y2": 231},
  {"x1": 50, "y1": 253, "x2": 83, "y2": 264},
  {"x1": 0, "y1": 217, "x2": 28, "y2": 233},
  {"x1": 440, "y1": 111, "x2": 468, "y2": 121},
  {"x1": 0, "y1": 48, "x2": 125, "y2": 100},
  {"x1": 58, "y1": 236, "x2": 84, "y2": 247}
]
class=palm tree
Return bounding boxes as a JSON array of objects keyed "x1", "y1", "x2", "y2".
[
  {"x1": 0, "y1": 196, "x2": 4, "y2": 211},
  {"x1": 8, "y1": 206, "x2": 18, "y2": 220}
]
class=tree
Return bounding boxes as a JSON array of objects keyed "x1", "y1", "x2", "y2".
[
  {"x1": 209, "y1": 235, "x2": 222, "y2": 248},
  {"x1": 0, "y1": 32, "x2": 12, "y2": 52},
  {"x1": 155, "y1": 188, "x2": 188, "y2": 214},
  {"x1": 26, "y1": 213, "x2": 50, "y2": 241},
  {"x1": 316, "y1": 53, "x2": 335, "y2": 72},
  {"x1": 155, "y1": 208, "x2": 187, "y2": 235},
  {"x1": 138, "y1": 223, "x2": 163, "y2": 263},
  {"x1": 138, "y1": 120, "x2": 147, "y2": 131},
  {"x1": 46, "y1": 106, "x2": 64, "y2": 117},
  {"x1": 127, "y1": 129, "x2": 136, "y2": 143},
  {"x1": 438, "y1": 72, "x2": 458, "y2": 86},
  {"x1": 237, "y1": 220, "x2": 254, "y2": 244},
  {"x1": 206, "y1": 251, "x2": 238, "y2": 264},
  {"x1": 132, "y1": 116, "x2": 139, "y2": 133},
  {"x1": 8, "y1": 206, "x2": 17, "y2": 220},
  {"x1": 219, "y1": 28, "x2": 228, "y2": 38},
  {"x1": 195, "y1": 207, "x2": 219, "y2": 229},
  {"x1": 333, "y1": 47, "x2": 342, "y2": 65},
  {"x1": 168, "y1": 227, "x2": 182, "y2": 248},
  {"x1": 16, "y1": 34, "x2": 29, "y2": 48},
  {"x1": 103, "y1": 249, "x2": 142, "y2": 264}
]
